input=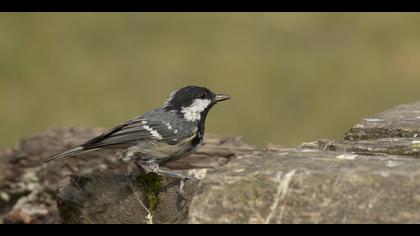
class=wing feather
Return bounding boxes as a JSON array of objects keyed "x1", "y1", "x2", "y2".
[{"x1": 82, "y1": 116, "x2": 189, "y2": 149}]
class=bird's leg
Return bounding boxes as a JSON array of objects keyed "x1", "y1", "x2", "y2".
[
  {"x1": 158, "y1": 170, "x2": 190, "y2": 195},
  {"x1": 133, "y1": 160, "x2": 192, "y2": 194},
  {"x1": 148, "y1": 163, "x2": 192, "y2": 195},
  {"x1": 155, "y1": 168, "x2": 190, "y2": 179}
]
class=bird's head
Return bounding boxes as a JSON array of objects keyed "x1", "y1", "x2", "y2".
[{"x1": 163, "y1": 86, "x2": 230, "y2": 122}]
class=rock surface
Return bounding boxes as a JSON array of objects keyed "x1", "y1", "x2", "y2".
[
  {"x1": 3, "y1": 101, "x2": 420, "y2": 224},
  {"x1": 0, "y1": 127, "x2": 254, "y2": 224},
  {"x1": 345, "y1": 101, "x2": 420, "y2": 140},
  {"x1": 300, "y1": 101, "x2": 420, "y2": 157},
  {"x1": 57, "y1": 174, "x2": 198, "y2": 224},
  {"x1": 0, "y1": 127, "x2": 126, "y2": 224},
  {"x1": 189, "y1": 149, "x2": 420, "y2": 223},
  {"x1": 188, "y1": 101, "x2": 420, "y2": 224}
]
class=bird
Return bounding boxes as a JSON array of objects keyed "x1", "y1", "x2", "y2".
[{"x1": 46, "y1": 85, "x2": 230, "y2": 192}]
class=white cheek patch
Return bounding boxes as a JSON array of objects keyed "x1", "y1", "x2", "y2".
[
  {"x1": 181, "y1": 99, "x2": 211, "y2": 122},
  {"x1": 142, "y1": 125, "x2": 163, "y2": 140}
]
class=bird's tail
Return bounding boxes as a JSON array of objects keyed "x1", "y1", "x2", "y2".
[{"x1": 46, "y1": 146, "x2": 88, "y2": 162}]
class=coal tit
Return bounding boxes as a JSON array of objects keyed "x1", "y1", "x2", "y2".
[{"x1": 47, "y1": 86, "x2": 230, "y2": 190}]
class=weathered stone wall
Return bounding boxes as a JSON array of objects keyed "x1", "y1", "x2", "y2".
[{"x1": 2, "y1": 101, "x2": 420, "y2": 223}]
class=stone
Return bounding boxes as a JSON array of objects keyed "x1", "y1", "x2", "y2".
[
  {"x1": 57, "y1": 174, "x2": 198, "y2": 224},
  {"x1": 164, "y1": 134, "x2": 255, "y2": 170},
  {"x1": 301, "y1": 138, "x2": 420, "y2": 157},
  {"x1": 188, "y1": 148, "x2": 420, "y2": 224},
  {"x1": 189, "y1": 101, "x2": 420, "y2": 224},
  {"x1": 0, "y1": 127, "x2": 125, "y2": 224},
  {"x1": 4, "y1": 101, "x2": 420, "y2": 224},
  {"x1": 0, "y1": 127, "x2": 253, "y2": 224},
  {"x1": 345, "y1": 101, "x2": 420, "y2": 140}
]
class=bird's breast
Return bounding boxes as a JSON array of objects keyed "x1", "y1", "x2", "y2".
[{"x1": 125, "y1": 132, "x2": 200, "y2": 163}]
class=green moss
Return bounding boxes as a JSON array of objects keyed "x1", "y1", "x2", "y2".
[
  {"x1": 58, "y1": 203, "x2": 94, "y2": 224},
  {"x1": 136, "y1": 173, "x2": 164, "y2": 212}
]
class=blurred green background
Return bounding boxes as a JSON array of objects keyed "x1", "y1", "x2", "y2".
[{"x1": 1, "y1": 13, "x2": 420, "y2": 148}]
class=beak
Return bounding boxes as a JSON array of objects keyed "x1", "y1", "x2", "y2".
[{"x1": 214, "y1": 94, "x2": 231, "y2": 102}]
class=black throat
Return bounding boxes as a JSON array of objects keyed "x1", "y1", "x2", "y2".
[{"x1": 192, "y1": 107, "x2": 211, "y2": 147}]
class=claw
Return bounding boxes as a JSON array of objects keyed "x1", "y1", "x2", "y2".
[{"x1": 179, "y1": 178, "x2": 186, "y2": 195}]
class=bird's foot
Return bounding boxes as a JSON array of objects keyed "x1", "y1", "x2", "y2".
[
  {"x1": 155, "y1": 168, "x2": 192, "y2": 195},
  {"x1": 149, "y1": 162, "x2": 160, "y2": 173},
  {"x1": 178, "y1": 177, "x2": 188, "y2": 195}
]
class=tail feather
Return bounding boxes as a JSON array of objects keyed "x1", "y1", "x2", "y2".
[{"x1": 46, "y1": 146, "x2": 86, "y2": 162}]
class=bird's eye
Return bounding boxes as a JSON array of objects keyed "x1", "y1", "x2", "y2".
[{"x1": 200, "y1": 93, "x2": 207, "y2": 99}]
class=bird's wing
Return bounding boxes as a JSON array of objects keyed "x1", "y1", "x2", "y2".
[
  {"x1": 45, "y1": 121, "x2": 133, "y2": 162},
  {"x1": 82, "y1": 117, "x2": 191, "y2": 149}
]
